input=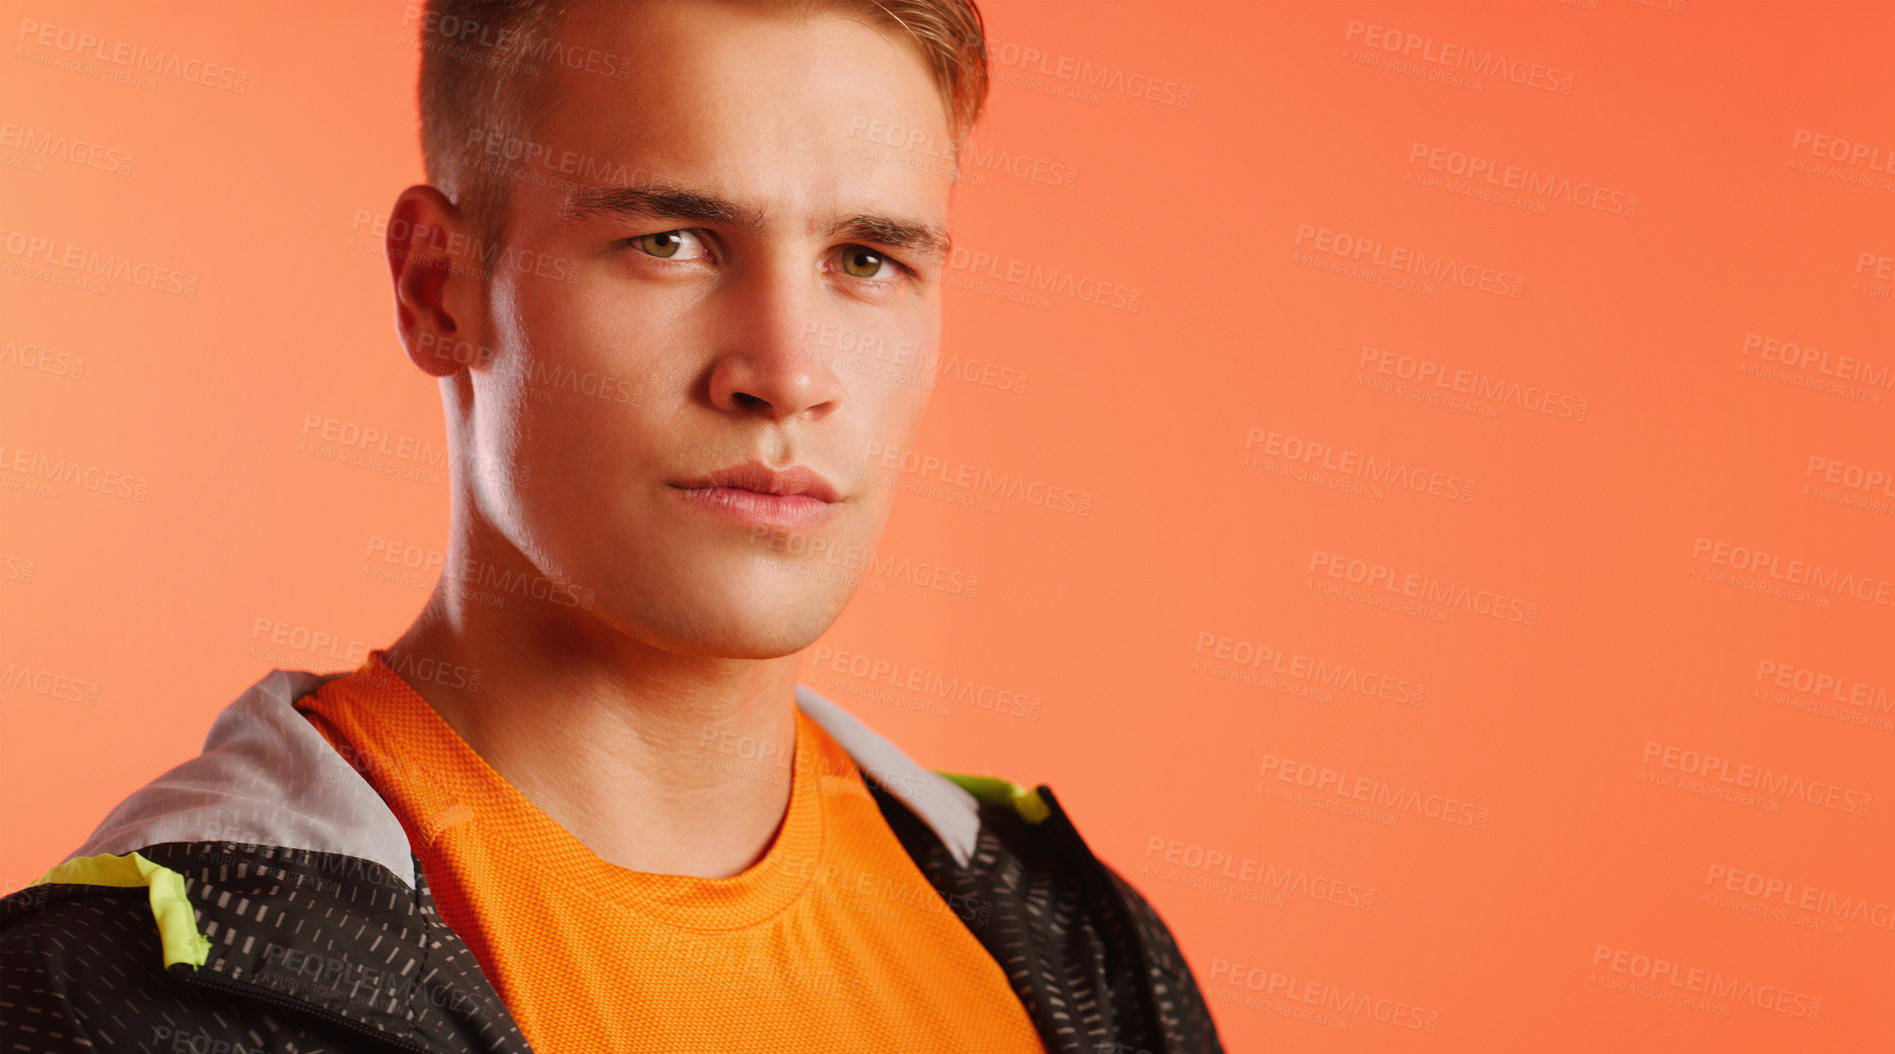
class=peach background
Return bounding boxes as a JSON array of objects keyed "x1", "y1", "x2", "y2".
[{"x1": 3, "y1": 1, "x2": 1892, "y2": 1050}]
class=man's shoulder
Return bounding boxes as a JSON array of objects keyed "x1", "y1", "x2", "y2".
[
  {"x1": 65, "y1": 666, "x2": 413, "y2": 883},
  {"x1": 0, "y1": 666, "x2": 430, "y2": 1051},
  {"x1": 863, "y1": 776, "x2": 1226, "y2": 1053},
  {"x1": 0, "y1": 861, "x2": 250, "y2": 1054},
  {"x1": 1, "y1": 839, "x2": 526, "y2": 1054}
]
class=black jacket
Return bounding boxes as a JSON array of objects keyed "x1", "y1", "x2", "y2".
[{"x1": 2, "y1": 668, "x2": 1223, "y2": 1053}]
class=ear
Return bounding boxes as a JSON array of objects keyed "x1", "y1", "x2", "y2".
[{"x1": 386, "y1": 184, "x2": 486, "y2": 378}]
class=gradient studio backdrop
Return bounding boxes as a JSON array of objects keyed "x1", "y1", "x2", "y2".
[{"x1": 3, "y1": 1, "x2": 1892, "y2": 1050}]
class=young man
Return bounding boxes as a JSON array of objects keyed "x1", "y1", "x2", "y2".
[{"x1": 2, "y1": 2, "x2": 1221, "y2": 1051}]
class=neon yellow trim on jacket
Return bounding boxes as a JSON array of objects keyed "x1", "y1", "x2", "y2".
[
  {"x1": 33, "y1": 851, "x2": 212, "y2": 969},
  {"x1": 936, "y1": 771, "x2": 1050, "y2": 825}
]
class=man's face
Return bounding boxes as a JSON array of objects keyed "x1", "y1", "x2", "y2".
[{"x1": 452, "y1": 0, "x2": 953, "y2": 658}]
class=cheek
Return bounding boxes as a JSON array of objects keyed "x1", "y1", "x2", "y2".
[
  {"x1": 504, "y1": 273, "x2": 651, "y2": 406},
  {"x1": 888, "y1": 362, "x2": 935, "y2": 435},
  {"x1": 516, "y1": 265, "x2": 711, "y2": 402},
  {"x1": 473, "y1": 281, "x2": 656, "y2": 504},
  {"x1": 842, "y1": 383, "x2": 932, "y2": 521}
]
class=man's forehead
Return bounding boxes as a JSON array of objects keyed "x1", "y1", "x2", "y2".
[
  {"x1": 535, "y1": 0, "x2": 952, "y2": 134},
  {"x1": 514, "y1": 0, "x2": 955, "y2": 245}
]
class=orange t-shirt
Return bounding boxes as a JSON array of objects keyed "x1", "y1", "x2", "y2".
[{"x1": 293, "y1": 652, "x2": 1046, "y2": 1053}]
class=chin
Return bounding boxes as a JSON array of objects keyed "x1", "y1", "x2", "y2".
[
  {"x1": 661, "y1": 604, "x2": 840, "y2": 660},
  {"x1": 619, "y1": 563, "x2": 854, "y2": 660}
]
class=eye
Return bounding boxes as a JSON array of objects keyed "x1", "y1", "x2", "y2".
[
  {"x1": 627, "y1": 229, "x2": 710, "y2": 261},
  {"x1": 837, "y1": 245, "x2": 903, "y2": 281}
]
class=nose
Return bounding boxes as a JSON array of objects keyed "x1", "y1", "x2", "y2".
[{"x1": 706, "y1": 261, "x2": 846, "y2": 423}]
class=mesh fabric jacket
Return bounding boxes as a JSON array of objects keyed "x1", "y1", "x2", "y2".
[{"x1": 1, "y1": 669, "x2": 1224, "y2": 1054}]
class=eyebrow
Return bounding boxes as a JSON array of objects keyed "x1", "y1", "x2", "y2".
[{"x1": 560, "y1": 181, "x2": 951, "y2": 264}]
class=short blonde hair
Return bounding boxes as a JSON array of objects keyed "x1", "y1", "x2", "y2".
[{"x1": 416, "y1": 0, "x2": 990, "y2": 261}]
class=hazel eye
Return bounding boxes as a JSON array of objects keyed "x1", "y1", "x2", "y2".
[
  {"x1": 839, "y1": 245, "x2": 894, "y2": 279},
  {"x1": 629, "y1": 230, "x2": 706, "y2": 260}
]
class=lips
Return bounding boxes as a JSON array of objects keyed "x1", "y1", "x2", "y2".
[
  {"x1": 669, "y1": 459, "x2": 842, "y2": 529},
  {"x1": 672, "y1": 460, "x2": 840, "y2": 502}
]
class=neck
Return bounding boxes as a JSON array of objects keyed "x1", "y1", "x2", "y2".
[{"x1": 382, "y1": 529, "x2": 804, "y2": 880}]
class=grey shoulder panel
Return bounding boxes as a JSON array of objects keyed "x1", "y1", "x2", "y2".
[
  {"x1": 795, "y1": 682, "x2": 982, "y2": 868},
  {"x1": 69, "y1": 668, "x2": 420, "y2": 888}
]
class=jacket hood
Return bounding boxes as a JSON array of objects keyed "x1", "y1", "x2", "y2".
[{"x1": 70, "y1": 668, "x2": 985, "y2": 880}]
